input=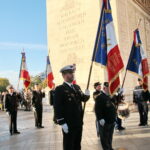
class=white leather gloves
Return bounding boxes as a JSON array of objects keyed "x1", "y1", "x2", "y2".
[
  {"x1": 85, "y1": 89, "x2": 90, "y2": 96},
  {"x1": 99, "y1": 119, "x2": 105, "y2": 127},
  {"x1": 32, "y1": 107, "x2": 36, "y2": 112},
  {"x1": 118, "y1": 88, "x2": 124, "y2": 95},
  {"x1": 61, "y1": 123, "x2": 69, "y2": 134}
]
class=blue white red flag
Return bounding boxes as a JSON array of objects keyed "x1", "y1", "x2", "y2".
[
  {"x1": 92, "y1": 0, "x2": 124, "y2": 95},
  {"x1": 127, "y1": 29, "x2": 149, "y2": 89},
  {"x1": 46, "y1": 56, "x2": 54, "y2": 89}
]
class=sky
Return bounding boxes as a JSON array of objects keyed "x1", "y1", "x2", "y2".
[{"x1": 0, "y1": 0, "x2": 48, "y2": 87}]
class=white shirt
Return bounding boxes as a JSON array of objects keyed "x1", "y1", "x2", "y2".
[
  {"x1": 65, "y1": 81, "x2": 73, "y2": 88},
  {"x1": 9, "y1": 93, "x2": 13, "y2": 96}
]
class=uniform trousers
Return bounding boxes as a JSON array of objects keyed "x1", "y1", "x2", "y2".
[
  {"x1": 62, "y1": 127, "x2": 82, "y2": 150},
  {"x1": 9, "y1": 111, "x2": 17, "y2": 133},
  {"x1": 99, "y1": 123, "x2": 115, "y2": 150}
]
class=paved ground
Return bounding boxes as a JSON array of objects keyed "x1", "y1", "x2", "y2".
[{"x1": 0, "y1": 103, "x2": 150, "y2": 150}]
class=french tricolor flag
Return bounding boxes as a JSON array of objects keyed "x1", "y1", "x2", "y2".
[
  {"x1": 20, "y1": 52, "x2": 30, "y2": 88},
  {"x1": 127, "y1": 29, "x2": 149, "y2": 89},
  {"x1": 92, "y1": 0, "x2": 124, "y2": 95},
  {"x1": 46, "y1": 56, "x2": 54, "y2": 89}
]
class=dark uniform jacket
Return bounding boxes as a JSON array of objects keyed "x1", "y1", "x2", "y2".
[
  {"x1": 54, "y1": 82, "x2": 89, "y2": 129},
  {"x1": 5, "y1": 92, "x2": 19, "y2": 113},
  {"x1": 133, "y1": 85, "x2": 150, "y2": 103},
  {"x1": 95, "y1": 91, "x2": 117, "y2": 124},
  {"x1": 49, "y1": 90, "x2": 55, "y2": 106},
  {"x1": 32, "y1": 91, "x2": 45, "y2": 109},
  {"x1": 93, "y1": 90, "x2": 101, "y2": 101}
]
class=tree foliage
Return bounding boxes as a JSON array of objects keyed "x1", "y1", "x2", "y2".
[
  {"x1": 0, "y1": 78, "x2": 10, "y2": 92},
  {"x1": 28, "y1": 75, "x2": 47, "y2": 89}
]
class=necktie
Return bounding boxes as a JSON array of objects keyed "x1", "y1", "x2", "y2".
[{"x1": 71, "y1": 84, "x2": 76, "y2": 91}]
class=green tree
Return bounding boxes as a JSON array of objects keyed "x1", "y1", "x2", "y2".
[
  {"x1": 41, "y1": 79, "x2": 47, "y2": 89},
  {"x1": 28, "y1": 75, "x2": 47, "y2": 89},
  {"x1": 0, "y1": 78, "x2": 10, "y2": 92}
]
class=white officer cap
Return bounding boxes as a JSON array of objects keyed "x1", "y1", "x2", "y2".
[
  {"x1": 60, "y1": 65, "x2": 75, "y2": 74},
  {"x1": 6, "y1": 85, "x2": 14, "y2": 90}
]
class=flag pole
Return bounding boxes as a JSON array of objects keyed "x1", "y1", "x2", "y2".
[
  {"x1": 17, "y1": 50, "x2": 24, "y2": 91},
  {"x1": 137, "y1": 18, "x2": 142, "y2": 29},
  {"x1": 82, "y1": 5, "x2": 104, "y2": 119}
]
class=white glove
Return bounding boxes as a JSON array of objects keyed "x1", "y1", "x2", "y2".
[
  {"x1": 32, "y1": 107, "x2": 36, "y2": 112},
  {"x1": 85, "y1": 89, "x2": 90, "y2": 96},
  {"x1": 99, "y1": 119, "x2": 105, "y2": 126},
  {"x1": 42, "y1": 89, "x2": 45, "y2": 92},
  {"x1": 6, "y1": 112, "x2": 9, "y2": 116},
  {"x1": 118, "y1": 88, "x2": 124, "y2": 94},
  {"x1": 61, "y1": 123, "x2": 69, "y2": 134}
]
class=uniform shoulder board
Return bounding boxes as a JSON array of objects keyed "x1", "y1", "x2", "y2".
[{"x1": 56, "y1": 85, "x2": 62, "y2": 89}]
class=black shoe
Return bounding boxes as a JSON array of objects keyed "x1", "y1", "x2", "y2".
[
  {"x1": 139, "y1": 123, "x2": 145, "y2": 126},
  {"x1": 39, "y1": 126, "x2": 44, "y2": 128},
  {"x1": 14, "y1": 131, "x2": 20, "y2": 134},
  {"x1": 118, "y1": 127, "x2": 126, "y2": 131},
  {"x1": 10, "y1": 132, "x2": 13, "y2": 136}
]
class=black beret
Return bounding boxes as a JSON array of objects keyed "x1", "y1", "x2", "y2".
[
  {"x1": 138, "y1": 78, "x2": 142, "y2": 81},
  {"x1": 104, "y1": 82, "x2": 109, "y2": 87},
  {"x1": 94, "y1": 82, "x2": 101, "y2": 87}
]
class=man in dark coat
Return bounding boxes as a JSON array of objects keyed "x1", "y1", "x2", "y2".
[
  {"x1": 32, "y1": 84, "x2": 45, "y2": 128},
  {"x1": 49, "y1": 86, "x2": 57, "y2": 124},
  {"x1": 93, "y1": 82, "x2": 102, "y2": 101},
  {"x1": 95, "y1": 82, "x2": 116, "y2": 150},
  {"x1": 133, "y1": 78, "x2": 150, "y2": 126},
  {"x1": 54, "y1": 65, "x2": 90, "y2": 150},
  {"x1": 5, "y1": 85, "x2": 20, "y2": 135}
]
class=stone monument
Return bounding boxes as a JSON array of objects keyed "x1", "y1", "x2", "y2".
[{"x1": 46, "y1": 0, "x2": 150, "y2": 103}]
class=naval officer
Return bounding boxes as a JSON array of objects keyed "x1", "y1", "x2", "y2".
[
  {"x1": 95, "y1": 82, "x2": 116, "y2": 150},
  {"x1": 54, "y1": 65, "x2": 90, "y2": 150}
]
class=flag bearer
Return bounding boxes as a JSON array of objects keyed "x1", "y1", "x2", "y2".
[
  {"x1": 133, "y1": 78, "x2": 150, "y2": 126},
  {"x1": 54, "y1": 65, "x2": 90, "y2": 150},
  {"x1": 32, "y1": 84, "x2": 45, "y2": 128},
  {"x1": 93, "y1": 82, "x2": 102, "y2": 101},
  {"x1": 95, "y1": 82, "x2": 116, "y2": 150}
]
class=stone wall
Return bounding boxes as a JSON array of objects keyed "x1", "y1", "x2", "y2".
[
  {"x1": 116, "y1": 0, "x2": 150, "y2": 102},
  {"x1": 46, "y1": 0, "x2": 150, "y2": 110}
]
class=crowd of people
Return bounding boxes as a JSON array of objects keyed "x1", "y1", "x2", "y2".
[
  {"x1": 0, "y1": 87, "x2": 35, "y2": 112},
  {"x1": 0, "y1": 83, "x2": 45, "y2": 135},
  {"x1": 0, "y1": 64, "x2": 150, "y2": 150}
]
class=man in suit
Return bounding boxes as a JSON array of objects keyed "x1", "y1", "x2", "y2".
[
  {"x1": 54, "y1": 65, "x2": 90, "y2": 150},
  {"x1": 5, "y1": 85, "x2": 20, "y2": 135},
  {"x1": 95, "y1": 82, "x2": 116, "y2": 150},
  {"x1": 133, "y1": 78, "x2": 150, "y2": 126},
  {"x1": 32, "y1": 84, "x2": 45, "y2": 128}
]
